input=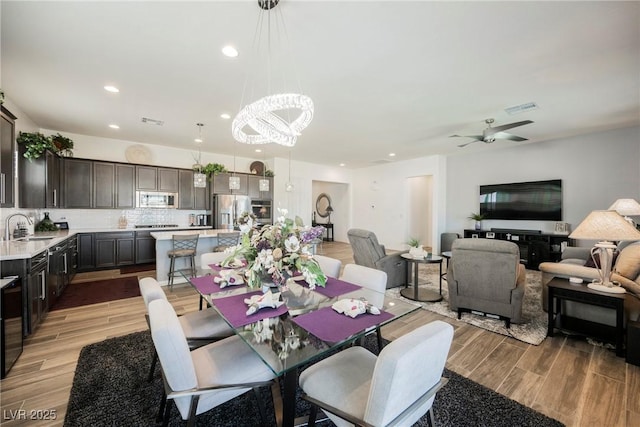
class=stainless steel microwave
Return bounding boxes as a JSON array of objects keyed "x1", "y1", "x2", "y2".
[{"x1": 136, "y1": 191, "x2": 178, "y2": 209}]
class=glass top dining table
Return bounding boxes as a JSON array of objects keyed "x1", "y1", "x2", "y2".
[{"x1": 181, "y1": 266, "x2": 420, "y2": 427}]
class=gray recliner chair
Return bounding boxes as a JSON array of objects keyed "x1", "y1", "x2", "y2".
[
  {"x1": 447, "y1": 238, "x2": 526, "y2": 328},
  {"x1": 347, "y1": 229, "x2": 407, "y2": 289}
]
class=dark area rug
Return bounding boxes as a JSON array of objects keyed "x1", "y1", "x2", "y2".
[
  {"x1": 50, "y1": 276, "x2": 141, "y2": 311},
  {"x1": 120, "y1": 263, "x2": 156, "y2": 274},
  {"x1": 65, "y1": 331, "x2": 564, "y2": 427}
]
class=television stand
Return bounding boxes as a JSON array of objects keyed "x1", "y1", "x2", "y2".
[{"x1": 463, "y1": 229, "x2": 573, "y2": 270}]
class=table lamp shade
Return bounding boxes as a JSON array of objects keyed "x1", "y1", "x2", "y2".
[
  {"x1": 569, "y1": 210, "x2": 640, "y2": 241},
  {"x1": 608, "y1": 199, "x2": 640, "y2": 217}
]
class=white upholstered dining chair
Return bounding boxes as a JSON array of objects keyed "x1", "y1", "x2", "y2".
[
  {"x1": 299, "y1": 320, "x2": 454, "y2": 427},
  {"x1": 314, "y1": 254, "x2": 342, "y2": 278},
  {"x1": 148, "y1": 298, "x2": 275, "y2": 427},
  {"x1": 138, "y1": 277, "x2": 233, "y2": 381},
  {"x1": 200, "y1": 252, "x2": 228, "y2": 271}
]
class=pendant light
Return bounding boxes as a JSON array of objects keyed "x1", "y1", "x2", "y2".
[
  {"x1": 285, "y1": 150, "x2": 294, "y2": 192},
  {"x1": 229, "y1": 141, "x2": 240, "y2": 190},
  {"x1": 193, "y1": 123, "x2": 207, "y2": 188},
  {"x1": 259, "y1": 150, "x2": 270, "y2": 192}
]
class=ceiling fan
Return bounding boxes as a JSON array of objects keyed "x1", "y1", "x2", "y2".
[{"x1": 450, "y1": 118, "x2": 534, "y2": 148}]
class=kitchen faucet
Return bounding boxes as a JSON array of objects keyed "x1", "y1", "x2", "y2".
[{"x1": 4, "y1": 213, "x2": 33, "y2": 241}]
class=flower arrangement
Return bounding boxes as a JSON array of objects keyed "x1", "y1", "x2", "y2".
[{"x1": 225, "y1": 209, "x2": 327, "y2": 290}]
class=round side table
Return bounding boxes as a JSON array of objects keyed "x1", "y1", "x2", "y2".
[{"x1": 400, "y1": 253, "x2": 443, "y2": 302}]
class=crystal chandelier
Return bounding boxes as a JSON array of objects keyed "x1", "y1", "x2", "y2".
[
  {"x1": 193, "y1": 123, "x2": 207, "y2": 188},
  {"x1": 232, "y1": 0, "x2": 314, "y2": 147}
]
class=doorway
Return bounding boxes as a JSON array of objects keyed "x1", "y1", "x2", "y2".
[
  {"x1": 311, "y1": 181, "x2": 349, "y2": 243},
  {"x1": 408, "y1": 176, "x2": 433, "y2": 250}
]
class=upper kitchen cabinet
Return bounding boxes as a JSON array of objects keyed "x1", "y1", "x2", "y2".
[
  {"x1": 19, "y1": 148, "x2": 61, "y2": 209},
  {"x1": 213, "y1": 173, "x2": 248, "y2": 195},
  {"x1": 92, "y1": 161, "x2": 115, "y2": 209},
  {"x1": 248, "y1": 175, "x2": 273, "y2": 199},
  {"x1": 178, "y1": 169, "x2": 194, "y2": 209},
  {"x1": 0, "y1": 106, "x2": 17, "y2": 208},
  {"x1": 136, "y1": 166, "x2": 179, "y2": 192},
  {"x1": 64, "y1": 158, "x2": 93, "y2": 208},
  {"x1": 115, "y1": 164, "x2": 135, "y2": 208}
]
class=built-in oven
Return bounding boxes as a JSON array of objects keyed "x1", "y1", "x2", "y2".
[
  {"x1": 251, "y1": 199, "x2": 273, "y2": 225},
  {"x1": 136, "y1": 191, "x2": 178, "y2": 209}
]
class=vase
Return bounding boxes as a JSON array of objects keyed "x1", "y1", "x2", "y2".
[
  {"x1": 260, "y1": 273, "x2": 280, "y2": 294},
  {"x1": 475, "y1": 221, "x2": 482, "y2": 231}
]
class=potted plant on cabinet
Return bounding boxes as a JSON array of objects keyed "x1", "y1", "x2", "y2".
[
  {"x1": 50, "y1": 133, "x2": 74, "y2": 157},
  {"x1": 468, "y1": 212, "x2": 486, "y2": 231},
  {"x1": 17, "y1": 132, "x2": 53, "y2": 160},
  {"x1": 202, "y1": 163, "x2": 227, "y2": 180}
]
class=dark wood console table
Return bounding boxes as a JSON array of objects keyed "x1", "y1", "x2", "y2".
[
  {"x1": 312, "y1": 222, "x2": 334, "y2": 242},
  {"x1": 547, "y1": 277, "x2": 625, "y2": 357},
  {"x1": 463, "y1": 229, "x2": 572, "y2": 269}
]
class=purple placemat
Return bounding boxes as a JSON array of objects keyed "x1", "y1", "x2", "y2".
[
  {"x1": 213, "y1": 291, "x2": 288, "y2": 328},
  {"x1": 310, "y1": 277, "x2": 361, "y2": 298},
  {"x1": 292, "y1": 306, "x2": 394, "y2": 343},
  {"x1": 208, "y1": 264, "x2": 223, "y2": 272},
  {"x1": 190, "y1": 274, "x2": 243, "y2": 295}
]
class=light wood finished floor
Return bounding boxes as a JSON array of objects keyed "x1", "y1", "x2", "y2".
[{"x1": 1, "y1": 241, "x2": 638, "y2": 426}]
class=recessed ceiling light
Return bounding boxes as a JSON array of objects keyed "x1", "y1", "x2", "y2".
[
  {"x1": 194, "y1": 138, "x2": 203, "y2": 143},
  {"x1": 340, "y1": 163, "x2": 345, "y2": 167},
  {"x1": 104, "y1": 85, "x2": 119, "y2": 93},
  {"x1": 222, "y1": 46, "x2": 238, "y2": 58},
  {"x1": 389, "y1": 153, "x2": 396, "y2": 157},
  {"x1": 220, "y1": 113, "x2": 231, "y2": 120},
  {"x1": 255, "y1": 149, "x2": 262, "y2": 153},
  {"x1": 108, "y1": 124, "x2": 120, "y2": 129}
]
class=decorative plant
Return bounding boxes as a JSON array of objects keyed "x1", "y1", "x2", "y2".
[
  {"x1": 264, "y1": 169, "x2": 275, "y2": 177},
  {"x1": 202, "y1": 163, "x2": 227, "y2": 178},
  {"x1": 467, "y1": 212, "x2": 486, "y2": 221},
  {"x1": 407, "y1": 237, "x2": 426, "y2": 257},
  {"x1": 50, "y1": 133, "x2": 74, "y2": 157},
  {"x1": 407, "y1": 237, "x2": 420, "y2": 248},
  {"x1": 17, "y1": 132, "x2": 54, "y2": 160},
  {"x1": 0, "y1": 88, "x2": 4, "y2": 105}
]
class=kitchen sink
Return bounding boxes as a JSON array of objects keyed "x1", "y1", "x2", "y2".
[{"x1": 15, "y1": 236, "x2": 55, "y2": 242}]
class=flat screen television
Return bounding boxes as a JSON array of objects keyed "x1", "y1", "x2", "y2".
[{"x1": 479, "y1": 179, "x2": 562, "y2": 221}]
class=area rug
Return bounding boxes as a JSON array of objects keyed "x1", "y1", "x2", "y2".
[
  {"x1": 64, "y1": 331, "x2": 563, "y2": 427},
  {"x1": 120, "y1": 262, "x2": 156, "y2": 274},
  {"x1": 387, "y1": 265, "x2": 547, "y2": 345},
  {"x1": 50, "y1": 276, "x2": 141, "y2": 311}
]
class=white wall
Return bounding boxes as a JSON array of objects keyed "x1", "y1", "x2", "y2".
[
  {"x1": 445, "y1": 126, "x2": 640, "y2": 240},
  {"x1": 408, "y1": 175, "x2": 433, "y2": 249}
]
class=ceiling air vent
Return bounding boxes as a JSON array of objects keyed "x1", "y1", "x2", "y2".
[
  {"x1": 505, "y1": 102, "x2": 539, "y2": 115},
  {"x1": 372, "y1": 159, "x2": 393, "y2": 164},
  {"x1": 141, "y1": 117, "x2": 164, "y2": 126}
]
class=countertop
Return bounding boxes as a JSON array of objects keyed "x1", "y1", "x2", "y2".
[
  {"x1": 0, "y1": 226, "x2": 213, "y2": 261},
  {"x1": 150, "y1": 229, "x2": 232, "y2": 241}
]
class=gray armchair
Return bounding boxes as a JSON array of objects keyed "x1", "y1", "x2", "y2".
[
  {"x1": 447, "y1": 238, "x2": 526, "y2": 328},
  {"x1": 347, "y1": 229, "x2": 407, "y2": 289}
]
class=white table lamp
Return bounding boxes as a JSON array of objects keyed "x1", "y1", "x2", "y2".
[
  {"x1": 569, "y1": 210, "x2": 640, "y2": 293},
  {"x1": 608, "y1": 198, "x2": 640, "y2": 226}
]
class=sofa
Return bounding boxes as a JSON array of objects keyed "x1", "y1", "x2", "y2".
[
  {"x1": 447, "y1": 238, "x2": 526, "y2": 327},
  {"x1": 347, "y1": 229, "x2": 407, "y2": 289},
  {"x1": 539, "y1": 241, "x2": 640, "y2": 326}
]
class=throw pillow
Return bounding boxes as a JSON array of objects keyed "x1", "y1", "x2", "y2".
[
  {"x1": 585, "y1": 251, "x2": 619, "y2": 268},
  {"x1": 613, "y1": 243, "x2": 640, "y2": 281}
]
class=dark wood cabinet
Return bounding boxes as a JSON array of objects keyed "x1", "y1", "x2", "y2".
[
  {"x1": 136, "y1": 165, "x2": 178, "y2": 192},
  {"x1": 178, "y1": 169, "x2": 195, "y2": 209},
  {"x1": 194, "y1": 182, "x2": 208, "y2": 210},
  {"x1": 77, "y1": 233, "x2": 95, "y2": 270},
  {"x1": 63, "y1": 158, "x2": 93, "y2": 208},
  {"x1": 115, "y1": 164, "x2": 135, "y2": 208},
  {"x1": 95, "y1": 232, "x2": 135, "y2": 268},
  {"x1": 19, "y1": 147, "x2": 61, "y2": 209},
  {"x1": 135, "y1": 230, "x2": 156, "y2": 264},
  {"x1": 158, "y1": 168, "x2": 179, "y2": 192},
  {"x1": 248, "y1": 175, "x2": 273, "y2": 199},
  {"x1": 1, "y1": 106, "x2": 16, "y2": 208},
  {"x1": 213, "y1": 173, "x2": 248, "y2": 195},
  {"x1": 92, "y1": 161, "x2": 115, "y2": 208}
]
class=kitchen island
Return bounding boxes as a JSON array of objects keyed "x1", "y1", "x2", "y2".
[{"x1": 150, "y1": 229, "x2": 233, "y2": 285}]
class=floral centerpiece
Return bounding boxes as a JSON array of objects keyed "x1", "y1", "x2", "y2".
[{"x1": 225, "y1": 209, "x2": 327, "y2": 290}]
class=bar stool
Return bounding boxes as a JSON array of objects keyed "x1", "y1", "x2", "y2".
[
  {"x1": 167, "y1": 234, "x2": 199, "y2": 288},
  {"x1": 212, "y1": 231, "x2": 240, "y2": 252}
]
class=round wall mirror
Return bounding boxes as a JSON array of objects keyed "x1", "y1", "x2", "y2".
[{"x1": 315, "y1": 193, "x2": 332, "y2": 218}]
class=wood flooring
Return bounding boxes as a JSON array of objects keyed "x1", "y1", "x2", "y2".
[{"x1": 1, "y1": 241, "x2": 638, "y2": 426}]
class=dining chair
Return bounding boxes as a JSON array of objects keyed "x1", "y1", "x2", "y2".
[
  {"x1": 138, "y1": 277, "x2": 233, "y2": 382},
  {"x1": 167, "y1": 234, "x2": 199, "y2": 288},
  {"x1": 148, "y1": 298, "x2": 276, "y2": 427},
  {"x1": 299, "y1": 320, "x2": 454, "y2": 427},
  {"x1": 314, "y1": 254, "x2": 342, "y2": 278},
  {"x1": 212, "y1": 231, "x2": 240, "y2": 252},
  {"x1": 339, "y1": 263, "x2": 387, "y2": 352}
]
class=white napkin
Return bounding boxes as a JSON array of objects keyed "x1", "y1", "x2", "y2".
[
  {"x1": 213, "y1": 270, "x2": 244, "y2": 288},
  {"x1": 331, "y1": 298, "x2": 380, "y2": 318},
  {"x1": 244, "y1": 292, "x2": 285, "y2": 316}
]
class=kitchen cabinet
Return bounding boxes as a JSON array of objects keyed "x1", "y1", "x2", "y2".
[
  {"x1": 93, "y1": 161, "x2": 115, "y2": 208},
  {"x1": 194, "y1": 181, "x2": 208, "y2": 210},
  {"x1": 135, "y1": 230, "x2": 156, "y2": 264},
  {"x1": 95, "y1": 232, "x2": 135, "y2": 268},
  {"x1": 19, "y1": 148, "x2": 61, "y2": 209},
  {"x1": 63, "y1": 158, "x2": 93, "y2": 208},
  {"x1": 1, "y1": 106, "x2": 16, "y2": 208},
  {"x1": 77, "y1": 233, "x2": 95, "y2": 270},
  {"x1": 213, "y1": 173, "x2": 248, "y2": 195},
  {"x1": 178, "y1": 169, "x2": 195, "y2": 209},
  {"x1": 248, "y1": 175, "x2": 273, "y2": 199},
  {"x1": 115, "y1": 164, "x2": 135, "y2": 208},
  {"x1": 136, "y1": 166, "x2": 179, "y2": 192}
]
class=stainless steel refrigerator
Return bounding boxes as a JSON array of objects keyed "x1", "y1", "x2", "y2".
[{"x1": 212, "y1": 194, "x2": 251, "y2": 230}]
